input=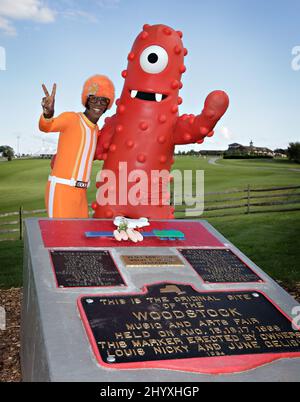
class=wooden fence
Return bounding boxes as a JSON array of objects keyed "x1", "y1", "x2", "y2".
[
  {"x1": 0, "y1": 185, "x2": 300, "y2": 240},
  {"x1": 0, "y1": 208, "x2": 46, "y2": 241},
  {"x1": 173, "y1": 184, "x2": 300, "y2": 218}
]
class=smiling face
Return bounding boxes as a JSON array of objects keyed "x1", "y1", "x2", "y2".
[
  {"x1": 120, "y1": 24, "x2": 186, "y2": 110},
  {"x1": 85, "y1": 95, "x2": 110, "y2": 124}
]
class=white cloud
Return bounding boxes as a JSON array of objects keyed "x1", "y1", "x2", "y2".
[
  {"x1": 0, "y1": 0, "x2": 56, "y2": 35},
  {"x1": 0, "y1": 0, "x2": 122, "y2": 35},
  {"x1": 219, "y1": 126, "x2": 233, "y2": 141}
]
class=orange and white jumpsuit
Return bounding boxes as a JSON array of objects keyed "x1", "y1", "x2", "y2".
[{"x1": 39, "y1": 112, "x2": 99, "y2": 218}]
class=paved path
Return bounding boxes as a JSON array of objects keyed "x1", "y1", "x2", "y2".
[
  {"x1": 208, "y1": 157, "x2": 300, "y2": 173},
  {"x1": 208, "y1": 157, "x2": 222, "y2": 165}
]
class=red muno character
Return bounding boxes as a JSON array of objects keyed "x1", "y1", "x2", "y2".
[{"x1": 92, "y1": 24, "x2": 229, "y2": 219}]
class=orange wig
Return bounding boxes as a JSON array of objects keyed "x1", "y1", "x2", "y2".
[{"x1": 82, "y1": 75, "x2": 115, "y2": 109}]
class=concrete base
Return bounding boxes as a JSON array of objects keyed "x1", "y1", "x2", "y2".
[{"x1": 21, "y1": 218, "x2": 300, "y2": 382}]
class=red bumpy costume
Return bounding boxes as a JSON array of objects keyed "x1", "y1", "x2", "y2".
[{"x1": 93, "y1": 24, "x2": 229, "y2": 219}]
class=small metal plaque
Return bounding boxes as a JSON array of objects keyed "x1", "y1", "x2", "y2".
[
  {"x1": 179, "y1": 248, "x2": 262, "y2": 283},
  {"x1": 79, "y1": 284, "x2": 300, "y2": 367},
  {"x1": 50, "y1": 250, "x2": 125, "y2": 288},
  {"x1": 121, "y1": 255, "x2": 185, "y2": 268}
]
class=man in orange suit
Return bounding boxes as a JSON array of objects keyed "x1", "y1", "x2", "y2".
[{"x1": 39, "y1": 75, "x2": 115, "y2": 218}]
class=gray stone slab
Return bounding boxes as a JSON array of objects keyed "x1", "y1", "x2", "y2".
[{"x1": 21, "y1": 218, "x2": 300, "y2": 382}]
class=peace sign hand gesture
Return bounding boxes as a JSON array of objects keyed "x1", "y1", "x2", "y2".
[{"x1": 41, "y1": 83, "x2": 57, "y2": 118}]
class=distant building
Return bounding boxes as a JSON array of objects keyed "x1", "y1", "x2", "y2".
[
  {"x1": 274, "y1": 149, "x2": 288, "y2": 158},
  {"x1": 226, "y1": 141, "x2": 274, "y2": 157},
  {"x1": 32, "y1": 147, "x2": 55, "y2": 159},
  {"x1": 176, "y1": 149, "x2": 224, "y2": 157}
]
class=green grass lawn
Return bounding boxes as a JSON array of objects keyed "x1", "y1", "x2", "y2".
[
  {"x1": 174, "y1": 156, "x2": 300, "y2": 193},
  {"x1": 0, "y1": 241, "x2": 23, "y2": 288},
  {"x1": 209, "y1": 211, "x2": 300, "y2": 285},
  {"x1": 0, "y1": 157, "x2": 299, "y2": 213},
  {"x1": 0, "y1": 157, "x2": 299, "y2": 288},
  {"x1": 0, "y1": 158, "x2": 104, "y2": 213}
]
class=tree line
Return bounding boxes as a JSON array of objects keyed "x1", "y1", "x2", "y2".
[{"x1": 0, "y1": 142, "x2": 299, "y2": 163}]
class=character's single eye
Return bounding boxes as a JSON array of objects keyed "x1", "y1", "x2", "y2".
[{"x1": 140, "y1": 45, "x2": 169, "y2": 74}]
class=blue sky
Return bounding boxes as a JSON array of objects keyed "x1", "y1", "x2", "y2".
[{"x1": 0, "y1": 0, "x2": 299, "y2": 154}]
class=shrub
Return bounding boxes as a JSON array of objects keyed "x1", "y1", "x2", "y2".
[
  {"x1": 223, "y1": 154, "x2": 273, "y2": 160},
  {"x1": 287, "y1": 142, "x2": 300, "y2": 163}
]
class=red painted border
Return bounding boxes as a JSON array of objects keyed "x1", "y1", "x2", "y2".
[
  {"x1": 77, "y1": 281, "x2": 300, "y2": 374},
  {"x1": 39, "y1": 220, "x2": 224, "y2": 248},
  {"x1": 48, "y1": 249, "x2": 128, "y2": 290},
  {"x1": 178, "y1": 247, "x2": 265, "y2": 285}
]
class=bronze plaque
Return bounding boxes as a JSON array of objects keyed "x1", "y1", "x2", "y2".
[
  {"x1": 79, "y1": 283, "x2": 300, "y2": 366},
  {"x1": 121, "y1": 255, "x2": 184, "y2": 268},
  {"x1": 179, "y1": 248, "x2": 262, "y2": 283},
  {"x1": 50, "y1": 250, "x2": 126, "y2": 288}
]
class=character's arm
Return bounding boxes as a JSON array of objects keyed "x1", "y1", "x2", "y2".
[
  {"x1": 39, "y1": 112, "x2": 73, "y2": 133},
  {"x1": 173, "y1": 91, "x2": 229, "y2": 145},
  {"x1": 94, "y1": 115, "x2": 117, "y2": 160}
]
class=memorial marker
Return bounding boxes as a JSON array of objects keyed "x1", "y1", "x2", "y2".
[
  {"x1": 22, "y1": 219, "x2": 300, "y2": 380},
  {"x1": 50, "y1": 250, "x2": 126, "y2": 288},
  {"x1": 78, "y1": 283, "x2": 300, "y2": 369},
  {"x1": 179, "y1": 248, "x2": 262, "y2": 283}
]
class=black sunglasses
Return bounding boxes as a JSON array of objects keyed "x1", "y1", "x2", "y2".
[{"x1": 88, "y1": 95, "x2": 110, "y2": 107}]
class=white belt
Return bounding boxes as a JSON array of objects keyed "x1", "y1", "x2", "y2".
[{"x1": 48, "y1": 175, "x2": 90, "y2": 189}]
